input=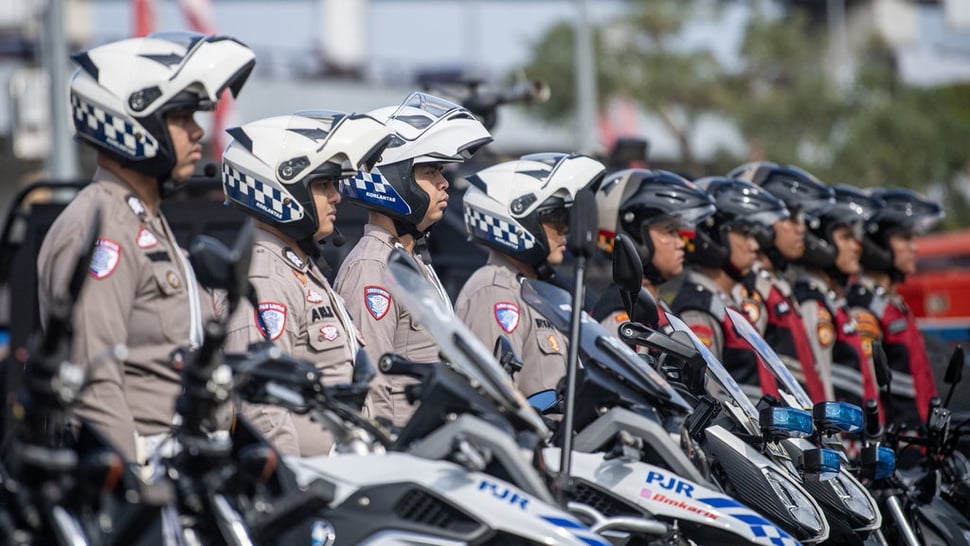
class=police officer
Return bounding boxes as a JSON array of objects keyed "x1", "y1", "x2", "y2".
[
  {"x1": 36, "y1": 33, "x2": 255, "y2": 463},
  {"x1": 794, "y1": 185, "x2": 883, "y2": 416},
  {"x1": 220, "y1": 112, "x2": 390, "y2": 455},
  {"x1": 731, "y1": 161, "x2": 836, "y2": 402},
  {"x1": 335, "y1": 92, "x2": 492, "y2": 428},
  {"x1": 670, "y1": 177, "x2": 789, "y2": 396},
  {"x1": 848, "y1": 188, "x2": 944, "y2": 429},
  {"x1": 590, "y1": 169, "x2": 715, "y2": 333},
  {"x1": 455, "y1": 153, "x2": 605, "y2": 397}
]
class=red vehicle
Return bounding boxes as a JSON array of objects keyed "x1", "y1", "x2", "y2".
[{"x1": 897, "y1": 228, "x2": 970, "y2": 346}]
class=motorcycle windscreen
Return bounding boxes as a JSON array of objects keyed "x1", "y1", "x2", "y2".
[
  {"x1": 725, "y1": 308, "x2": 814, "y2": 410},
  {"x1": 520, "y1": 278, "x2": 692, "y2": 414},
  {"x1": 383, "y1": 254, "x2": 548, "y2": 436},
  {"x1": 665, "y1": 312, "x2": 761, "y2": 437}
]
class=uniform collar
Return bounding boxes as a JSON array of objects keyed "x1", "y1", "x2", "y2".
[
  {"x1": 94, "y1": 167, "x2": 158, "y2": 221},
  {"x1": 686, "y1": 269, "x2": 733, "y2": 303},
  {"x1": 363, "y1": 223, "x2": 405, "y2": 251},
  {"x1": 486, "y1": 251, "x2": 526, "y2": 287},
  {"x1": 254, "y1": 228, "x2": 311, "y2": 274}
]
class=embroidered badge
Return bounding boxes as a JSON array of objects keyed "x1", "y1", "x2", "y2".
[
  {"x1": 89, "y1": 238, "x2": 121, "y2": 279},
  {"x1": 614, "y1": 311, "x2": 630, "y2": 323},
  {"x1": 126, "y1": 195, "x2": 146, "y2": 217},
  {"x1": 283, "y1": 248, "x2": 304, "y2": 269},
  {"x1": 307, "y1": 290, "x2": 324, "y2": 304},
  {"x1": 817, "y1": 307, "x2": 835, "y2": 347},
  {"x1": 775, "y1": 300, "x2": 790, "y2": 316},
  {"x1": 689, "y1": 323, "x2": 715, "y2": 348},
  {"x1": 256, "y1": 302, "x2": 287, "y2": 341},
  {"x1": 293, "y1": 270, "x2": 308, "y2": 287},
  {"x1": 166, "y1": 270, "x2": 181, "y2": 289},
  {"x1": 547, "y1": 334, "x2": 561, "y2": 353},
  {"x1": 320, "y1": 324, "x2": 340, "y2": 342},
  {"x1": 136, "y1": 226, "x2": 158, "y2": 248},
  {"x1": 364, "y1": 286, "x2": 391, "y2": 320},
  {"x1": 494, "y1": 302, "x2": 520, "y2": 333},
  {"x1": 741, "y1": 299, "x2": 762, "y2": 324}
]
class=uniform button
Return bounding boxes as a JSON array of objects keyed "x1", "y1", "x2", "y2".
[{"x1": 318, "y1": 335, "x2": 324, "y2": 342}]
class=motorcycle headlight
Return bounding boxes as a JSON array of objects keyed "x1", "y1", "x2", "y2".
[
  {"x1": 763, "y1": 467, "x2": 825, "y2": 535},
  {"x1": 813, "y1": 402, "x2": 863, "y2": 434},
  {"x1": 829, "y1": 473, "x2": 877, "y2": 524}
]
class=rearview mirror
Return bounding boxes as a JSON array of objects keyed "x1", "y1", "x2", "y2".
[
  {"x1": 568, "y1": 189, "x2": 598, "y2": 259},
  {"x1": 612, "y1": 233, "x2": 643, "y2": 295},
  {"x1": 189, "y1": 219, "x2": 254, "y2": 313},
  {"x1": 353, "y1": 348, "x2": 376, "y2": 385},
  {"x1": 871, "y1": 341, "x2": 891, "y2": 389},
  {"x1": 944, "y1": 345, "x2": 964, "y2": 385}
]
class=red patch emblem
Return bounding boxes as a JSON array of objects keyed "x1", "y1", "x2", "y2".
[
  {"x1": 255, "y1": 302, "x2": 287, "y2": 341},
  {"x1": 688, "y1": 323, "x2": 715, "y2": 348},
  {"x1": 320, "y1": 324, "x2": 340, "y2": 341},
  {"x1": 135, "y1": 226, "x2": 158, "y2": 248},
  {"x1": 364, "y1": 286, "x2": 391, "y2": 320},
  {"x1": 494, "y1": 302, "x2": 520, "y2": 333},
  {"x1": 89, "y1": 238, "x2": 121, "y2": 279}
]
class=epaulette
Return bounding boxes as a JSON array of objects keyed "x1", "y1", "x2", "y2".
[{"x1": 671, "y1": 281, "x2": 726, "y2": 321}]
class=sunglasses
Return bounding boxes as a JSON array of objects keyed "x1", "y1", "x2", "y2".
[{"x1": 537, "y1": 207, "x2": 571, "y2": 232}]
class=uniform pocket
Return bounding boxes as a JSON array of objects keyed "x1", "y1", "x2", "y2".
[
  {"x1": 536, "y1": 329, "x2": 563, "y2": 355},
  {"x1": 307, "y1": 320, "x2": 354, "y2": 384},
  {"x1": 148, "y1": 262, "x2": 187, "y2": 342}
]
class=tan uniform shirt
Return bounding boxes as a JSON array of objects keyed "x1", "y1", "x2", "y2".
[
  {"x1": 36, "y1": 168, "x2": 210, "y2": 462},
  {"x1": 454, "y1": 252, "x2": 567, "y2": 397},
  {"x1": 676, "y1": 271, "x2": 736, "y2": 362},
  {"x1": 225, "y1": 229, "x2": 361, "y2": 456},
  {"x1": 334, "y1": 224, "x2": 450, "y2": 428}
]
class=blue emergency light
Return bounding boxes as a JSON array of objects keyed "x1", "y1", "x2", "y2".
[{"x1": 813, "y1": 401, "x2": 863, "y2": 434}]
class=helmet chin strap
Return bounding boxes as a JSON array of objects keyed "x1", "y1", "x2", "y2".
[
  {"x1": 535, "y1": 262, "x2": 556, "y2": 281},
  {"x1": 392, "y1": 218, "x2": 430, "y2": 243},
  {"x1": 763, "y1": 245, "x2": 788, "y2": 271}
]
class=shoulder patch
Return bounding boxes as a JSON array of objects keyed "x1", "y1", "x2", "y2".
[
  {"x1": 136, "y1": 226, "x2": 158, "y2": 248},
  {"x1": 741, "y1": 298, "x2": 762, "y2": 324},
  {"x1": 89, "y1": 238, "x2": 121, "y2": 279},
  {"x1": 854, "y1": 311, "x2": 881, "y2": 339},
  {"x1": 817, "y1": 307, "x2": 835, "y2": 347},
  {"x1": 689, "y1": 323, "x2": 715, "y2": 348},
  {"x1": 494, "y1": 302, "x2": 520, "y2": 333},
  {"x1": 256, "y1": 302, "x2": 287, "y2": 341},
  {"x1": 364, "y1": 286, "x2": 391, "y2": 320}
]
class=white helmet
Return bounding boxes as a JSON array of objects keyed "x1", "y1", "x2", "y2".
[
  {"x1": 463, "y1": 153, "x2": 606, "y2": 269},
  {"x1": 70, "y1": 32, "x2": 255, "y2": 182},
  {"x1": 222, "y1": 111, "x2": 390, "y2": 248},
  {"x1": 339, "y1": 92, "x2": 493, "y2": 236}
]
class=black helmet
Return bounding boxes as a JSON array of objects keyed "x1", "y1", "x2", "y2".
[
  {"x1": 801, "y1": 185, "x2": 883, "y2": 273},
  {"x1": 860, "y1": 188, "x2": 943, "y2": 277},
  {"x1": 729, "y1": 161, "x2": 835, "y2": 267},
  {"x1": 688, "y1": 177, "x2": 789, "y2": 279},
  {"x1": 595, "y1": 169, "x2": 715, "y2": 283}
]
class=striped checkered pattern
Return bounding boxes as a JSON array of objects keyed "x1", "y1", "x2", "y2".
[
  {"x1": 341, "y1": 171, "x2": 411, "y2": 215},
  {"x1": 223, "y1": 163, "x2": 303, "y2": 222},
  {"x1": 350, "y1": 171, "x2": 390, "y2": 194},
  {"x1": 72, "y1": 95, "x2": 159, "y2": 159},
  {"x1": 465, "y1": 205, "x2": 535, "y2": 251},
  {"x1": 699, "y1": 497, "x2": 800, "y2": 546}
]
